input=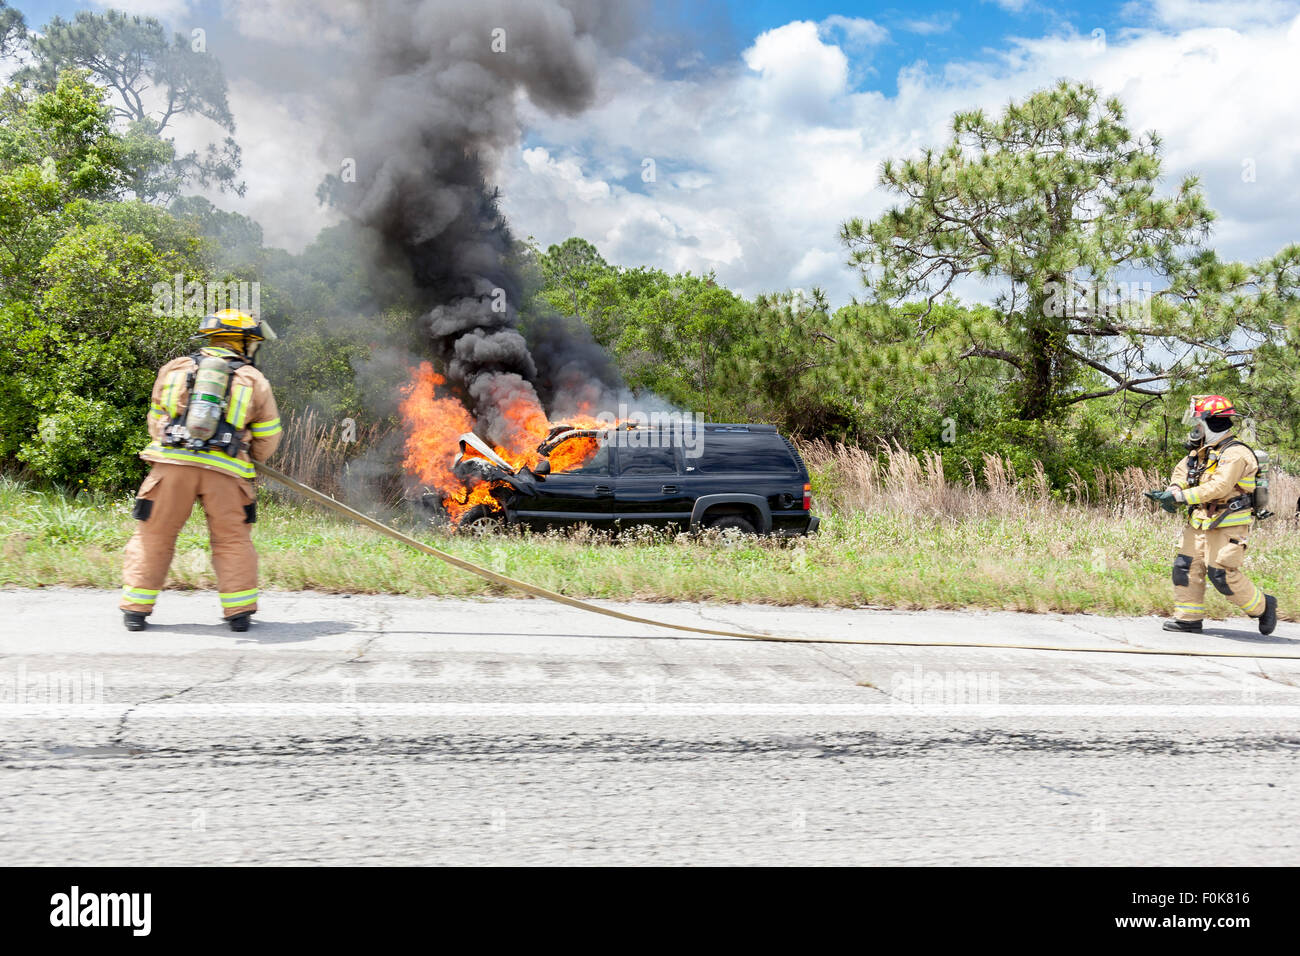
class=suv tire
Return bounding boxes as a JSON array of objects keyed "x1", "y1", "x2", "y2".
[
  {"x1": 458, "y1": 504, "x2": 505, "y2": 535},
  {"x1": 706, "y1": 514, "x2": 757, "y2": 535}
]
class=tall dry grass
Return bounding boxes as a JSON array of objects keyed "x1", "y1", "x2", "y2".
[
  {"x1": 797, "y1": 439, "x2": 1297, "y2": 522},
  {"x1": 798, "y1": 439, "x2": 1062, "y2": 518},
  {"x1": 1267, "y1": 468, "x2": 1300, "y2": 522},
  {"x1": 266, "y1": 409, "x2": 396, "y2": 500}
]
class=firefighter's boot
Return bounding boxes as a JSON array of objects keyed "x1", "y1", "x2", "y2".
[
  {"x1": 123, "y1": 611, "x2": 148, "y2": 632},
  {"x1": 1163, "y1": 618, "x2": 1203, "y2": 633},
  {"x1": 1259, "y1": 595, "x2": 1278, "y2": 636}
]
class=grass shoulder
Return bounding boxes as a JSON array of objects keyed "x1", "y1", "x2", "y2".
[{"x1": 3, "y1": 474, "x2": 1297, "y2": 620}]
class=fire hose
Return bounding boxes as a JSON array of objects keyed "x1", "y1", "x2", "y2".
[{"x1": 254, "y1": 461, "x2": 1300, "y2": 661}]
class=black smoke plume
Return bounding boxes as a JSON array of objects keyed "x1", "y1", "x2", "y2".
[{"x1": 324, "y1": 0, "x2": 635, "y2": 450}]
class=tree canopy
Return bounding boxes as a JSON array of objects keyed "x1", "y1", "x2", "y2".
[
  {"x1": 0, "y1": 72, "x2": 203, "y2": 488},
  {"x1": 16, "y1": 9, "x2": 243, "y2": 200}
]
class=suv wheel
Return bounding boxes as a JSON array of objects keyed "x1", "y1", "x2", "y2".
[
  {"x1": 457, "y1": 504, "x2": 505, "y2": 535},
  {"x1": 706, "y1": 514, "x2": 757, "y2": 535}
]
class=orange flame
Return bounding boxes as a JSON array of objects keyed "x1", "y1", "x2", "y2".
[
  {"x1": 399, "y1": 363, "x2": 609, "y2": 524},
  {"x1": 399, "y1": 362, "x2": 474, "y2": 497}
]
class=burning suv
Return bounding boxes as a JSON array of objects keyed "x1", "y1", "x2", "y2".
[{"x1": 446, "y1": 423, "x2": 820, "y2": 535}]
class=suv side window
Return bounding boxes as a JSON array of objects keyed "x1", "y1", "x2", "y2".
[
  {"x1": 565, "y1": 440, "x2": 610, "y2": 476},
  {"x1": 616, "y1": 445, "x2": 679, "y2": 476},
  {"x1": 693, "y1": 433, "x2": 796, "y2": 473}
]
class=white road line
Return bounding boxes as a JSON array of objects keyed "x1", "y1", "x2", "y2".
[{"x1": 5, "y1": 703, "x2": 1300, "y2": 718}]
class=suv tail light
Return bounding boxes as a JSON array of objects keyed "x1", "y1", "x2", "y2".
[{"x1": 802, "y1": 482, "x2": 812, "y2": 510}]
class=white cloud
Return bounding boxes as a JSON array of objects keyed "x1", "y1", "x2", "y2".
[
  {"x1": 88, "y1": 0, "x2": 196, "y2": 19},
  {"x1": 1121, "y1": 0, "x2": 1297, "y2": 28},
  {"x1": 218, "y1": 0, "x2": 368, "y2": 47},
  {"x1": 901, "y1": 14, "x2": 959, "y2": 36},
  {"x1": 168, "y1": 77, "x2": 341, "y2": 249},
  {"x1": 983, "y1": 0, "x2": 1032, "y2": 13},
  {"x1": 742, "y1": 21, "x2": 851, "y2": 121},
  {"x1": 818, "y1": 15, "x2": 890, "y2": 49},
  {"x1": 511, "y1": 145, "x2": 742, "y2": 273}
]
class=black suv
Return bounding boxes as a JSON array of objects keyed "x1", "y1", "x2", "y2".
[{"x1": 454, "y1": 423, "x2": 819, "y2": 535}]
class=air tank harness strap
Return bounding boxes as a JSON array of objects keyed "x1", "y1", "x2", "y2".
[{"x1": 1204, "y1": 493, "x2": 1255, "y2": 531}]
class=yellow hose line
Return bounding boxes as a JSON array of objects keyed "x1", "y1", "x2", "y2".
[{"x1": 254, "y1": 462, "x2": 1300, "y2": 662}]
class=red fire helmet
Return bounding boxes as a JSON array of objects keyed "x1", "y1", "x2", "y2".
[{"x1": 1182, "y1": 394, "x2": 1238, "y2": 424}]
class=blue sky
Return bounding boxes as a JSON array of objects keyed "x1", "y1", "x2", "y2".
[{"x1": 9, "y1": 1, "x2": 1300, "y2": 303}]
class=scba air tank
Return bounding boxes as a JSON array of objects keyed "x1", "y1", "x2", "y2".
[
  {"x1": 1254, "y1": 448, "x2": 1271, "y2": 514},
  {"x1": 184, "y1": 356, "x2": 231, "y2": 442}
]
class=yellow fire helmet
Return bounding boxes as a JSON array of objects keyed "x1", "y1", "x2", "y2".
[{"x1": 197, "y1": 309, "x2": 276, "y2": 359}]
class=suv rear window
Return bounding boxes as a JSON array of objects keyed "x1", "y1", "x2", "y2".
[{"x1": 689, "y1": 433, "x2": 798, "y2": 473}]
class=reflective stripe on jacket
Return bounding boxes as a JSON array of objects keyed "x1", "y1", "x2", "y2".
[{"x1": 141, "y1": 442, "x2": 257, "y2": 479}]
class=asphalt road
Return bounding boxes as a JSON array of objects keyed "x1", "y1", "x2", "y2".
[{"x1": 2, "y1": 587, "x2": 1299, "y2": 865}]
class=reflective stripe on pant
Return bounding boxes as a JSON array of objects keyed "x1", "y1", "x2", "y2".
[
  {"x1": 1172, "y1": 524, "x2": 1264, "y2": 621},
  {"x1": 120, "y1": 462, "x2": 259, "y2": 618}
]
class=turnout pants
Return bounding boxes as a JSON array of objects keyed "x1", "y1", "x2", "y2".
[
  {"x1": 120, "y1": 463, "x2": 260, "y2": 618},
  {"x1": 1172, "y1": 525, "x2": 1265, "y2": 622}
]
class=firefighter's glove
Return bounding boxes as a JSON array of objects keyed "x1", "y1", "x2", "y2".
[{"x1": 1144, "y1": 490, "x2": 1181, "y2": 514}]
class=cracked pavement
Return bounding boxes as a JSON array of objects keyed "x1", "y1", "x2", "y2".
[{"x1": 2, "y1": 587, "x2": 1299, "y2": 865}]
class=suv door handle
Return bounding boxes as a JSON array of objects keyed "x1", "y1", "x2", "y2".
[
  {"x1": 661, "y1": 485, "x2": 679, "y2": 494},
  {"x1": 594, "y1": 484, "x2": 613, "y2": 497}
]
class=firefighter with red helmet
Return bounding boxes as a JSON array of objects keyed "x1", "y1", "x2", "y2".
[
  {"x1": 1149, "y1": 395, "x2": 1277, "y2": 635},
  {"x1": 120, "y1": 310, "x2": 282, "y2": 632}
]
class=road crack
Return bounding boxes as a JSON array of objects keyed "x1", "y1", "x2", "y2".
[
  {"x1": 111, "y1": 656, "x2": 244, "y2": 749},
  {"x1": 346, "y1": 602, "x2": 390, "y2": 664}
]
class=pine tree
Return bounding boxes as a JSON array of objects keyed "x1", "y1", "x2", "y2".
[{"x1": 840, "y1": 80, "x2": 1300, "y2": 421}]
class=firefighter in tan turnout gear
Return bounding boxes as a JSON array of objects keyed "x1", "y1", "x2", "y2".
[
  {"x1": 1147, "y1": 395, "x2": 1278, "y2": 636},
  {"x1": 120, "y1": 310, "x2": 282, "y2": 632}
]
